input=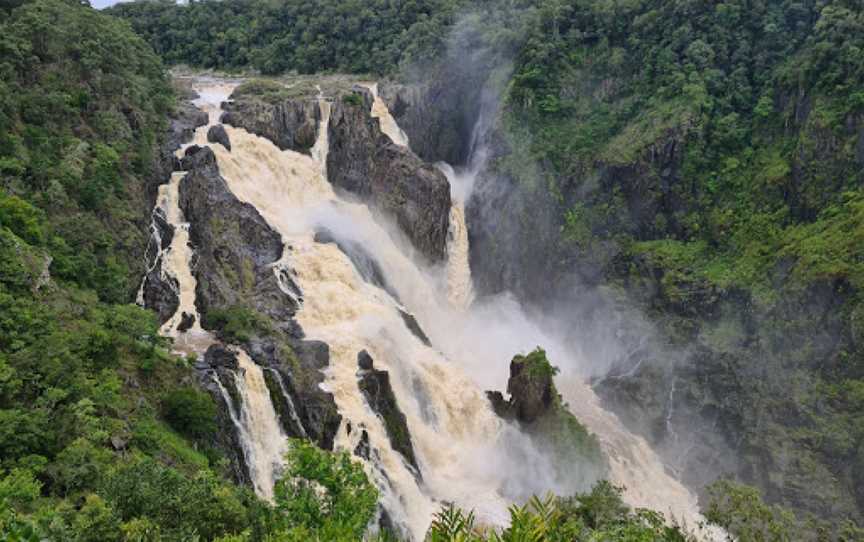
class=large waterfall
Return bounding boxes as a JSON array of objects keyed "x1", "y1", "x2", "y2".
[{"x1": 152, "y1": 78, "x2": 721, "y2": 540}]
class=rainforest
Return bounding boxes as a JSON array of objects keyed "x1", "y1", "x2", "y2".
[{"x1": 1, "y1": 0, "x2": 864, "y2": 540}]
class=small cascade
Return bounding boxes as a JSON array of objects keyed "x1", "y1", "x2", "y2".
[
  {"x1": 437, "y1": 162, "x2": 477, "y2": 310},
  {"x1": 364, "y1": 82, "x2": 410, "y2": 147},
  {"x1": 233, "y1": 350, "x2": 289, "y2": 500}
]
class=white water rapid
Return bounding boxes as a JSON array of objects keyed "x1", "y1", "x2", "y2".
[{"x1": 178, "y1": 78, "x2": 721, "y2": 540}]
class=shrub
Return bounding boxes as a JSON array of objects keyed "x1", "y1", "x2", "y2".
[{"x1": 161, "y1": 387, "x2": 217, "y2": 440}]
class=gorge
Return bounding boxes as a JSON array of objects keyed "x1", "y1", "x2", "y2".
[{"x1": 3, "y1": 0, "x2": 864, "y2": 539}]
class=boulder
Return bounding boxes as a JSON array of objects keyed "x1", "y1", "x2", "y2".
[
  {"x1": 177, "y1": 312, "x2": 195, "y2": 332},
  {"x1": 142, "y1": 266, "x2": 178, "y2": 325},
  {"x1": 487, "y1": 349, "x2": 556, "y2": 424},
  {"x1": 207, "y1": 124, "x2": 231, "y2": 151}
]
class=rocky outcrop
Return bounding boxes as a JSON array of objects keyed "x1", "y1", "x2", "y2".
[
  {"x1": 380, "y1": 84, "x2": 475, "y2": 165},
  {"x1": 327, "y1": 88, "x2": 451, "y2": 263},
  {"x1": 487, "y1": 350, "x2": 556, "y2": 424},
  {"x1": 356, "y1": 350, "x2": 419, "y2": 474},
  {"x1": 251, "y1": 337, "x2": 342, "y2": 450},
  {"x1": 221, "y1": 98, "x2": 320, "y2": 154},
  {"x1": 179, "y1": 146, "x2": 341, "y2": 450},
  {"x1": 207, "y1": 124, "x2": 231, "y2": 151},
  {"x1": 179, "y1": 147, "x2": 294, "y2": 324},
  {"x1": 487, "y1": 349, "x2": 607, "y2": 490},
  {"x1": 141, "y1": 208, "x2": 179, "y2": 325}
]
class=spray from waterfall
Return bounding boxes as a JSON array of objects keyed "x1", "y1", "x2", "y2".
[{"x1": 186, "y1": 79, "x2": 723, "y2": 540}]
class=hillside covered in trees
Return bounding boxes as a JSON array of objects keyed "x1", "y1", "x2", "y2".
[
  {"x1": 108, "y1": 0, "x2": 864, "y2": 533},
  {"x1": 2, "y1": 0, "x2": 864, "y2": 539}
]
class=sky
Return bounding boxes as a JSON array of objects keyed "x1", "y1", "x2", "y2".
[{"x1": 93, "y1": 0, "x2": 126, "y2": 8}]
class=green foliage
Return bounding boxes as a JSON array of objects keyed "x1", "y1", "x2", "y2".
[
  {"x1": 273, "y1": 439, "x2": 378, "y2": 540},
  {"x1": 341, "y1": 93, "x2": 364, "y2": 107},
  {"x1": 109, "y1": 0, "x2": 463, "y2": 76},
  {"x1": 207, "y1": 304, "x2": 272, "y2": 343},
  {"x1": 0, "y1": 0, "x2": 172, "y2": 303},
  {"x1": 161, "y1": 387, "x2": 218, "y2": 441},
  {"x1": 426, "y1": 481, "x2": 698, "y2": 541},
  {"x1": 513, "y1": 347, "x2": 559, "y2": 380}
]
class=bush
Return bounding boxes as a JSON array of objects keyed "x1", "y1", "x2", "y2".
[
  {"x1": 274, "y1": 439, "x2": 378, "y2": 540},
  {"x1": 161, "y1": 387, "x2": 217, "y2": 440},
  {"x1": 207, "y1": 305, "x2": 271, "y2": 343}
]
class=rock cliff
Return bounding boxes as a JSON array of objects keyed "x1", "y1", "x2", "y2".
[
  {"x1": 179, "y1": 146, "x2": 341, "y2": 450},
  {"x1": 221, "y1": 98, "x2": 320, "y2": 154},
  {"x1": 327, "y1": 88, "x2": 451, "y2": 263}
]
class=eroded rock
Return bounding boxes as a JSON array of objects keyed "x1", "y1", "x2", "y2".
[
  {"x1": 207, "y1": 124, "x2": 231, "y2": 151},
  {"x1": 327, "y1": 88, "x2": 451, "y2": 263},
  {"x1": 221, "y1": 98, "x2": 320, "y2": 154},
  {"x1": 357, "y1": 350, "x2": 419, "y2": 474}
]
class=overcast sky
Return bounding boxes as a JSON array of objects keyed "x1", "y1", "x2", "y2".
[{"x1": 93, "y1": 0, "x2": 125, "y2": 8}]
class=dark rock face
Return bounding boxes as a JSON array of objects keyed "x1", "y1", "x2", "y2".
[
  {"x1": 179, "y1": 147, "x2": 341, "y2": 450},
  {"x1": 356, "y1": 350, "x2": 419, "y2": 474},
  {"x1": 221, "y1": 98, "x2": 320, "y2": 154},
  {"x1": 397, "y1": 309, "x2": 431, "y2": 346},
  {"x1": 357, "y1": 349, "x2": 374, "y2": 371},
  {"x1": 380, "y1": 69, "x2": 488, "y2": 166},
  {"x1": 487, "y1": 351, "x2": 556, "y2": 424},
  {"x1": 207, "y1": 124, "x2": 231, "y2": 151},
  {"x1": 176, "y1": 312, "x2": 195, "y2": 332},
  {"x1": 142, "y1": 268, "x2": 178, "y2": 325},
  {"x1": 353, "y1": 428, "x2": 371, "y2": 460},
  {"x1": 179, "y1": 147, "x2": 295, "y2": 324},
  {"x1": 327, "y1": 88, "x2": 451, "y2": 264}
]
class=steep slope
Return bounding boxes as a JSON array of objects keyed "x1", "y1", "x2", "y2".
[{"x1": 458, "y1": 0, "x2": 864, "y2": 529}]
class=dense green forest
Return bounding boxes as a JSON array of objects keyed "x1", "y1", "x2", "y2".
[
  {"x1": 107, "y1": 0, "x2": 462, "y2": 75},
  {"x1": 107, "y1": 0, "x2": 864, "y2": 532},
  {"x1": 3, "y1": 0, "x2": 864, "y2": 539}
]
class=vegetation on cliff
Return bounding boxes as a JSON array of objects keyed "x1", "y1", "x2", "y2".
[{"x1": 493, "y1": 0, "x2": 864, "y2": 528}]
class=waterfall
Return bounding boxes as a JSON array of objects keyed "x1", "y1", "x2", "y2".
[
  {"x1": 185, "y1": 78, "x2": 722, "y2": 541},
  {"x1": 232, "y1": 350, "x2": 289, "y2": 500},
  {"x1": 139, "y1": 78, "x2": 292, "y2": 501},
  {"x1": 365, "y1": 82, "x2": 410, "y2": 147}
]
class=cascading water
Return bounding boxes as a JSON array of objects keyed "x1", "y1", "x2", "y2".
[
  {"x1": 185, "y1": 78, "x2": 722, "y2": 540},
  {"x1": 140, "y1": 78, "x2": 292, "y2": 501},
  {"x1": 365, "y1": 82, "x2": 410, "y2": 147}
]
